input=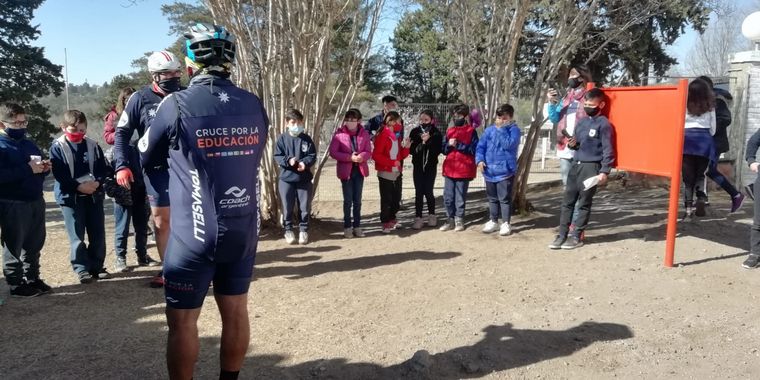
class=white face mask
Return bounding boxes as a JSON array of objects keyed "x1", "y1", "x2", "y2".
[{"x1": 344, "y1": 121, "x2": 358, "y2": 130}]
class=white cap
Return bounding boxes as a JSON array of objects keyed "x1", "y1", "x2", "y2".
[{"x1": 147, "y1": 51, "x2": 181, "y2": 73}]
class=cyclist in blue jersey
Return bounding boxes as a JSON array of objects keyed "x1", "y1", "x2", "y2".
[
  {"x1": 139, "y1": 23, "x2": 268, "y2": 380},
  {"x1": 115, "y1": 50, "x2": 183, "y2": 287}
]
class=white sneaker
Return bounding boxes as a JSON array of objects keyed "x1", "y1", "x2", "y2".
[
  {"x1": 284, "y1": 230, "x2": 296, "y2": 244},
  {"x1": 482, "y1": 220, "x2": 499, "y2": 233},
  {"x1": 353, "y1": 227, "x2": 365, "y2": 237},
  {"x1": 344, "y1": 228, "x2": 353, "y2": 238},
  {"x1": 298, "y1": 231, "x2": 309, "y2": 245},
  {"x1": 439, "y1": 218, "x2": 454, "y2": 231},
  {"x1": 499, "y1": 222, "x2": 511, "y2": 236},
  {"x1": 412, "y1": 217, "x2": 424, "y2": 230},
  {"x1": 454, "y1": 217, "x2": 465, "y2": 232},
  {"x1": 427, "y1": 214, "x2": 437, "y2": 227}
]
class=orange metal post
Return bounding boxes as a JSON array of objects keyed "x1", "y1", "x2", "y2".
[{"x1": 664, "y1": 79, "x2": 689, "y2": 267}]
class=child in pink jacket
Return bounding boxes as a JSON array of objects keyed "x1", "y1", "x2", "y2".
[{"x1": 329, "y1": 108, "x2": 372, "y2": 238}]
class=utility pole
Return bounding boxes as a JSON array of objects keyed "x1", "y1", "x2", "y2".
[{"x1": 64, "y1": 48, "x2": 70, "y2": 109}]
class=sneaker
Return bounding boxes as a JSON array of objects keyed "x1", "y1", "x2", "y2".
[
  {"x1": 284, "y1": 230, "x2": 296, "y2": 244},
  {"x1": 115, "y1": 257, "x2": 129, "y2": 273},
  {"x1": 742, "y1": 254, "x2": 760, "y2": 269},
  {"x1": 95, "y1": 269, "x2": 112, "y2": 280},
  {"x1": 745, "y1": 184, "x2": 755, "y2": 201},
  {"x1": 682, "y1": 206, "x2": 694, "y2": 221},
  {"x1": 427, "y1": 214, "x2": 437, "y2": 227},
  {"x1": 482, "y1": 220, "x2": 499, "y2": 233},
  {"x1": 390, "y1": 220, "x2": 401, "y2": 230},
  {"x1": 27, "y1": 279, "x2": 52, "y2": 294},
  {"x1": 10, "y1": 284, "x2": 42, "y2": 298},
  {"x1": 454, "y1": 217, "x2": 465, "y2": 232},
  {"x1": 695, "y1": 199, "x2": 706, "y2": 217},
  {"x1": 353, "y1": 227, "x2": 365, "y2": 237},
  {"x1": 439, "y1": 218, "x2": 455, "y2": 231},
  {"x1": 548, "y1": 235, "x2": 566, "y2": 249},
  {"x1": 561, "y1": 236, "x2": 584, "y2": 250},
  {"x1": 499, "y1": 222, "x2": 511, "y2": 236},
  {"x1": 150, "y1": 272, "x2": 164, "y2": 288},
  {"x1": 78, "y1": 272, "x2": 94, "y2": 284},
  {"x1": 344, "y1": 228, "x2": 353, "y2": 238},
  {"x1": 731, "y1": 193, "x2": 745, "y2": 213},
  {"x1": 412, "y1": 217, "x2": 424, "y2": 230},
  {"x1": 382, "y1": 223, "x2": 392, "y2": 234},
  {"x1": 299, "y1": 231, "x2": 309, "y2": 245},
  {"x1": 137, "y1": 255, "x2": 161, "y2": 267}
]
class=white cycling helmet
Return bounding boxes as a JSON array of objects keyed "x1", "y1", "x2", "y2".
[{"x1": 147, "y1": 51, "x2": 181, "y2": 73}]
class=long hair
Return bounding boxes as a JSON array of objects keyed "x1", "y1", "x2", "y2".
[
  {"x1": 116, "y1": 87, "x2": 135, "y2": 115},
  {"x1": 687, "y1": 79, "x2": 715, "y2": 117}
]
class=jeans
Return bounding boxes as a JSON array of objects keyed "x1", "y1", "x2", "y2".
[
  {"x1": 751, "y1": 175, "x2": 760, "y2": 254},
  {"x1": 61, "y1": 196, "x2": 106, "y2": 275},
  {"x1": 413, "y1": 168, "x2": 436, "y2": 217},
  {"x1": 443, "y1": 177, "x2": 470, "y2": 219},
  {"x1": 697, "y1": 159, "x2": 740, "y2": 199},
  {"x1": 0, "y1": 198, "x2": 45, "y2": 286},
  {"x1": 378, "y1": 175, "x2": 402, "y2": 223},
  {"x1": 113, "y1": 182, "x2": 149, "y2": 260},
  {"x1": 279, "y1": 180, "x2": 312, "y2": 232},
  {"x1": 340, "y1": 167, "x2": 364, "y2": 228},
  {"x1": 486, "y1": 177, "x2": 513, "y2": 223},
  {"x1": 682, "y1": 154, "x2": 709, "y2": 206},
  {"x1": 558, "y1": 162, "x2": 601, "y2": 238},
  {"x1": 559, "y1": 158, "x2": 573, "y2": 187}
]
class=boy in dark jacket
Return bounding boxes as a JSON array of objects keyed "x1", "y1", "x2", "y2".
[
  {"x1": 548, "y1": 88, "x2": 615, "y2": 250},
  {"x1": 274, "y1": 109, "x2": 317, "y2": 245},
  {"x1": 409, "y1": 109, "x2": 443, "y2": 229},
  {"x1": 0, "y1": 103, "x2": 52, "y2": 297},
  {"x1": 476, "y1": 104, "x2": 520, "y2": 236},
  {"x1": 440, "y1": 104, "x2": 479, "y2": 232},
  {"x1": 50, "y1": 110, "x2": 110, "y2": 283}
]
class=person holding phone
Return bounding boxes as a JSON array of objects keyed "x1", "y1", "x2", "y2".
[
  {"x1": 409, "y1": 110, "x2": 443, "y2": 229},
  {"x1": 373, "y1": 111, "x2": 411, "y2": 233}
]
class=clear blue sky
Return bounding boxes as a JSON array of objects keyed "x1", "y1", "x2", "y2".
[{"x1": 31, "y1": 0, "x2": 760, "y2": 86}]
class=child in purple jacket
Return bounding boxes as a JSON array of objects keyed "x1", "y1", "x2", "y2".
[{"x1": 329, "y1": 108, "x2": 372, "y2": 238}]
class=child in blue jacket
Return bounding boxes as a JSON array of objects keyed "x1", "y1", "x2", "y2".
[{"x1": 476, "y1": 104, "x2": 520, "y2": 236}]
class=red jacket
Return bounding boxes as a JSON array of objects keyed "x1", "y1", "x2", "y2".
[
  {"x1": 372, "y1": 126, "x2": 410, "y2": 173},
  {"x1": 103, "y1": 108, "x2": 118, "y2": 145},
  {"x1": 442, "y1": 124, "x2": 478, "y2": 179}
]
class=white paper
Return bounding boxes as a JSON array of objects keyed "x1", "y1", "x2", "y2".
[
  {"x1": 583, "y1": 176, "x2": 601, "y2": 191},
  {"x1": 76, "y1": 174, "x2": 96, "y2": 184}
]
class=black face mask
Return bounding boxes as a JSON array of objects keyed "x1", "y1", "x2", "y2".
[
  {"x1": 584, "y1": 106, "x2": 601, "y2": 117},
  {"x1": 420, "y1": 122, "x2": 433, "y2": 131},
  {"x1": 568, "y1": 77, "x2": 582, "y2": 89},
  {"x1": 453, "y1": 118, "x2": 466, "y2": 127},
  {"x1": 158, "y1": 77, "x2": 181, "y2": 94}
]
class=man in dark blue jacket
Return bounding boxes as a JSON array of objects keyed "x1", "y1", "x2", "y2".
[
  {"x1": 0, "y1": 103, "x2": 52, "y2": 297},
  {"x1": 139, "y1": 23, "x2": 268, "y2": 380},
  {"x1": 115, "y1": 50, "x2": 183, "y2": 287},
  {"x1": 548, "y1": 88, "x2": 615, "y2": 250}
]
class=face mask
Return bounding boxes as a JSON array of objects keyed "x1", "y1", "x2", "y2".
[
  {"x1": 65, "y1": 130, "x2": 86, "y2": 143},
  {"x1": 344, "y1": 121, "x2": 358, "y2": 131},
  {"x1": 568, "y1": 77, "x2": 582, "y2": 89},
  {"x1": 453, "y1": 118, "x2": 466, "y2": 127},
  {"x1": 584, "y1": 106, "x2": 600, "y2": 117},
  {"x1": 288, "y1": 124, "x2": 304, "y2": 136},
  {"x1": 157, "y1": 77, "x2": 181, "y2": 94},
  {"x1": 420, "y1": 122, "x2": 433, "y2": 130},
  {"x1": 5, "y1": 128, "x2": 27, "y2": 140}
]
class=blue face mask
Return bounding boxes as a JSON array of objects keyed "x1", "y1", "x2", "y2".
[
  {"x1": 5, "y1": 128, "x2": 26, "y2": 140},
  {"x1": 288, "y1": 124, "x2": 304, "y2": 136}
]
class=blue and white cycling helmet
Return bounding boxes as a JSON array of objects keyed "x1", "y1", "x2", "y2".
[{"x1": 184, "y1": 23, "x2": 236, "y2": 66}]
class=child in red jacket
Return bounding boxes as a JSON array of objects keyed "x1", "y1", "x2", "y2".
[
  {"x1": 372, "y1": 111, "x2": 411, "y2": 233},
  {"x1": 440, "y1": 104, "x2": 479, "y2": 232}
]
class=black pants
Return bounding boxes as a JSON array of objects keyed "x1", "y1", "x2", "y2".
[
  {"x1": 0, "y1": 198, "x2": 46, "y2": 286},
  {"x1": 413, "y1": 168, "x2": 436, "y2": 217},
  {"x1": 379, "y1": 176, "x2": 402, "y2": 223},
  {"x1": 751, "y1": 175, "x2": 760, "y2": 254},
  {"x1": 682, "y1": 154, "x2": 709, "y2": 206},
  {"x1": 279, "y1": 180, "x2": 312, "y2": 232},
  {"x1": 558, "y1": 162, "x2": 600, "y2": 238}
]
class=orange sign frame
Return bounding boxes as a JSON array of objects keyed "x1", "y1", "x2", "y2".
[{"x1": 600, "y1": 80, "x2": 688, "y2": 267}]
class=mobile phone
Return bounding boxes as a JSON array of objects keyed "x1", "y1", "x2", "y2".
[{"x1": 561, "y1": 129, "x2": 573, "y2": 138}]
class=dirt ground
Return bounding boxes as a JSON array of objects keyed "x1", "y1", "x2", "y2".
[{"x1": 2, "y1": 177, "x2": 760, "y2": 380}]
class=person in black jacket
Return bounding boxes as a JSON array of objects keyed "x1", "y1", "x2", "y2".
[
  {"x1": 409, "y1": 109, "x2": 443, "y2": 229},
  {"x1": 0, "y1": 103, "x2": 52, "y2": 298},
  {"x1": 743, "y1": 128, "x2": 760, "y2": 268},
  {"x1": 695, "y1": 76, "x2": 744, "y2": 213},
  {"x1": 274, "y1": 109, "x2": 317, "y2": 245}
]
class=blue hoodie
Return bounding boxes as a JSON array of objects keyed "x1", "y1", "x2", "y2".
[
  {"x1": 0, "y1": 133, "x2": 48, "y2": 201},
  {"x1": 475, "y1": 122, "x2": 520, "y2": 182}
]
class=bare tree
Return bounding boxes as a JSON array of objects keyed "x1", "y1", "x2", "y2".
[
  {"x1": 203, "y1": 0, "x2": 384, "y2": 222},
  {"x1": 685, "y1": 0, "x2": 744, "y2": 77}
]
